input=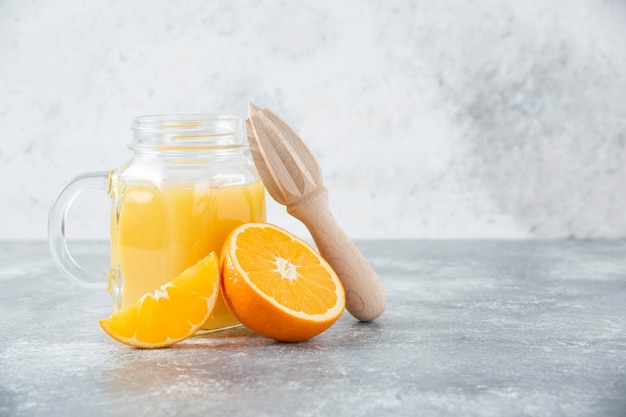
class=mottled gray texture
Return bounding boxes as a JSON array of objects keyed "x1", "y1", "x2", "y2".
[
  {"x1": 1, "y1": 0, "x2": 626, "y2": 240},
  {"x1": 1, "y1": 240, "x2": 625, "y2": 417}
]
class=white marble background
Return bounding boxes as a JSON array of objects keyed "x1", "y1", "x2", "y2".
[{"x1": 1, "y1": 0, "x2": 625, "y2": 240}]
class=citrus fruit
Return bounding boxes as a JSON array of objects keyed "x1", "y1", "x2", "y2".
[
  {"x1": 221, "y1": 222, "x2": 345, "y2": 342},
  {"x1": 99, "y1": 252, "x2": 220, "y2": 348}
]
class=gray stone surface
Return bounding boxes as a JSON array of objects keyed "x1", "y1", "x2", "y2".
[{"x1": 0, "y1": 240, "x2": 625, "y2": 417}]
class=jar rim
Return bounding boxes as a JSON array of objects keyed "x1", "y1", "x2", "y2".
[{"x1": 131, "y1": 114, "x2": 245, "y2": 149}]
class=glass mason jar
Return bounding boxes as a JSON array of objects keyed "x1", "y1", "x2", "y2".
[{"x1": 49, "y1": 114, "x2": 266, "y2": 332}]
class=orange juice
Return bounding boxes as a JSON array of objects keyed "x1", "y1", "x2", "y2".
[{"x1": 109, "y1": 179, "x2": 265, "y2": 331}]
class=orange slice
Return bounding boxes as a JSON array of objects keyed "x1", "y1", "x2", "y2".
[
  {"x1": 221, "y1": 223, "x2": 345, "y2": 342},
  {"x1": 99, "y1": 252, "x2": 220, "y2": 348}
]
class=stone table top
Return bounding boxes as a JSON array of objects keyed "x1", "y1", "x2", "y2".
[{"x1": 0, "y1": 240, "x2": 625, "y2": 417}]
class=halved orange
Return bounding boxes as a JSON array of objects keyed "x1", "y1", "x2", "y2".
[
  {"x1": 221, "y1": 223, "x2": 345, "y2": 342},
  {"x1": 99, "y1": 252, "x2": 220, "y2": 348}
]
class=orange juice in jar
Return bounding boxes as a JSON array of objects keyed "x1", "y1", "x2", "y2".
[{"x1": 50, "y1": 115, "x2": 266, "y2": 332}]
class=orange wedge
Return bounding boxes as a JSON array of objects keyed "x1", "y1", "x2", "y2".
[
  {"x1": 221, "y1": 223, "x2": 345, "y2": 342},
  {"x1": 99, "y1": 252, "x2": 220, "y2": 348}
]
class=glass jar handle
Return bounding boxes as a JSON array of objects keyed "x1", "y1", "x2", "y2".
[{"x1": 48, "y1": 171, "x2": 111, "y2": 289}]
